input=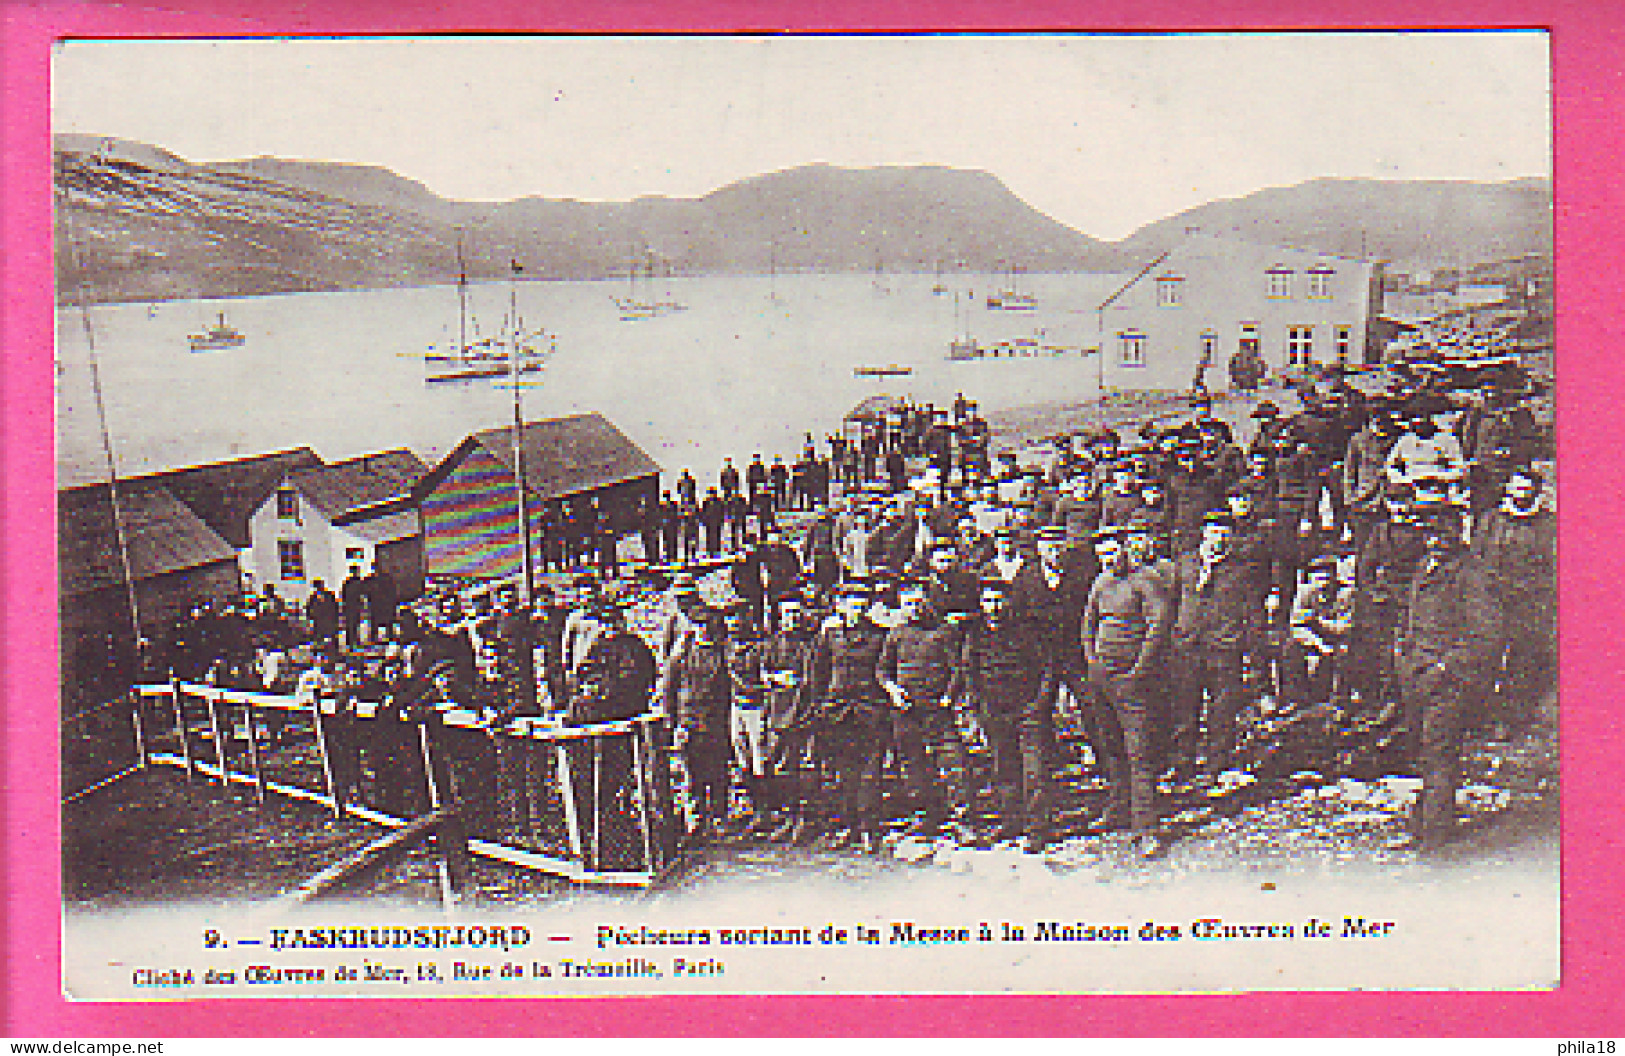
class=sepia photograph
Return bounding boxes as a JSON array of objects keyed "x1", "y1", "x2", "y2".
[{"x1": 48, "y1": 30, "x2": 1558, "y2": 999}]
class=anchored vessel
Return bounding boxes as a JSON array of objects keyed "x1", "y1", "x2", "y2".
[{"x1": 187, "y1": 312, "x2": 245, "y2": 352}]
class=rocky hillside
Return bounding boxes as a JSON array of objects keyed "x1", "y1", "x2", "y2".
[{"x1": 54, "y1": 135, "x2": 1551, "y2": 303}]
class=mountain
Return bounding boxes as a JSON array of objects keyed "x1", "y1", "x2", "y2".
[
  {"x1": 53, "y1": 135, "x2": 1550, "y2": 303},
  {"x1": 1115, "y1": 177, "x2": 1552, "y2": 270}
]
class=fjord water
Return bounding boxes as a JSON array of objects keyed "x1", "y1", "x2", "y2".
[{"x1": 56, "y1": 271, "x2": 1126, "y2": 488}]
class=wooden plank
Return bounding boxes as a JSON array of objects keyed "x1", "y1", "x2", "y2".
[
  {"x1": 241, "y1": 699, "x2": 267, "y2": 806},
  {"x1": 205, "y1": 689, "x2": 228, "y2": 789},
  {"x1": 170, "y1": 679, "x2": 194, "y2": 783},
  {"x1": 277, "y1": 807, "x2": 459, "y2": 907}
]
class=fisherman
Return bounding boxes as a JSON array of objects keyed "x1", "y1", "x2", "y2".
[
  {"x1": 1082, "y1": 525, "x2": 1172, "y2": 853},
  {"x1": 340, "y1": 565, "x2": 368, "y2": 652},
  {"x1": 878, "y1": 581, "x2": 969, "y2": 836},
  {"x1": 665, "y1": 608, "x2": 734, "y2": 845},
  {"x1": 807, "y1": 581, "x2": 890, "y2": 853}
]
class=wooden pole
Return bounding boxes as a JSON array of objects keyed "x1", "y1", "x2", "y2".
[
  {"x1": 591, "y1": 736, "x2": 603, "y2": 872},
  {"x1": 554, "y1": 742, "x2": 584, "y2": 860},
  {"x1": 415, "y1": 720, "x2": 461, "y2": 907},
  {"x1": 205, "y1": 688, "x2": 228, "y2": 789},
  {"x1": 311, "y1": 696, "x2": 344, "y2": 818},
  {"x1": 129, "y1": 690, "x2": 147, "y2": 770},
  {"x1": 243, "y1": 699, "x2": 267, "y2": 807},
  {"x1": 171, "y1": 677, "x2": 193, "y2": 784},
  {"x1": 630, "y1": 727, "x2": 656, "y2": 872}
]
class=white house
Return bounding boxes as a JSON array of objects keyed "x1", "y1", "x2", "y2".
[
  {"x1": 1095, "y1": 233, "x2": 1385, "y2": 393},
  {"x1": 245, "y1": 449, "x2": 428, "y2": 604}
]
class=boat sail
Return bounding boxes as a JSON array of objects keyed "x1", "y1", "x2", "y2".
[
  {"x1": 615, "y1": 250, "x2": 688, "y2": 320},
  {"x1": 986, "y1": 265, "x2": 1038, "y2": 311},
  {"x1": 948, "y1": 290, "x2": 981, "y2": 360},
  {"x1": 427, "y1": 246, "x2": 554, "y2": 384},
  {"x1": 187, "y1": 311, "x2": 245, "y2": 352}
]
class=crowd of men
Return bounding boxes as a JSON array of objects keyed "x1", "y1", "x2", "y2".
[{"x1": 123, "y1": 371, "x2": 1555, "y2": 860}]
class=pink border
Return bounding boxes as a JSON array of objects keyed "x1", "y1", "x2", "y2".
[{"x1": 5, "y1": 0, "x2": 1621, "y2": 1037}]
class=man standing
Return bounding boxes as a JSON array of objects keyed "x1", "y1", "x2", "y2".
[
  {"x1": 340, "y1": 565, "x2": 368, "y2": 652},
  {"x1": 665, "y1": 609, "x2": 734, "y2": 844},
  {"x1": 956, "y1": 579, "x2": 1053, "y2": 850},
  {"x1": 1395, "y1": 508, "x2": 1503, "y2": 850},
  {"x1": 304, "y1": 578, "x2": 341, "y2": 648},
  {"x1": 807, "y1": 582, "x2": 891, "y2": 852},
  {"x1": 1082, "y1": 526, "x2": 1172, "y2": 853},
  {"x1": 1165, "y1": 514, "x2": 1263, "y2": 781},
  {"x1": 1472, "y1": 468, "x2": 1556, "y2": 732},
  {"x1": 699, "y1": 486, "x2": 727, "y2": 558},
  {"x1": 760, "y1": 593, "x2": 820, "y2": 842},
  {"x1": 878, "y1": 582, "x2": 969, "y2": 836}
]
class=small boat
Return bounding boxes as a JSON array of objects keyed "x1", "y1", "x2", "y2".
[
  {"x1": 854, "y1": 365, "x2": 914, "y2": 378},
  {"x1": 947, "y1": 291, "x2": 982, "y2": 360},
  {"x1": 188, "y1": 312, "x2": 245, "y2": 352},
  {"x1": 428, "y1": 242, "x2": 555, "y2": 383},
  {"x1": 617, "y1": 251, "x2": 687, "y2": 320},
  {"x1": 985, "y1": 290, "x2": 1038, "y2": 311}
]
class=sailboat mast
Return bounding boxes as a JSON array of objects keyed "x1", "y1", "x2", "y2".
[
  {"x1": 509, "y1": 260, "x2": 534, "y2": 607},
  {"x1": 455, "y1": 232, "x2": 469, "y2": 361}
]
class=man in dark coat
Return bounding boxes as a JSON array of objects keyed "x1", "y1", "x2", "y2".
[
  {"x1": 1396, "y1": 508, "x2": 1504, "y2": 850},
  {"x1": 1082, "y1": 526, "x2": 1173, "y2": 853},
  {"x1": 955, "y1": 579, "x2": 1054, "y2": 849},
  {"x1": 665, "y1": 609, "x2": 734, "y2": 843},
  {"x1": 363, "y1": 566, "x2": 398, "y2": 644},
  {"x1": 879, "y1": 581, "x2": 968, "y2": 835},
  {"x1": 1164, "y1": 514, "x2": 1263, "y2": 779},
  {"x1": 304, "y1": 579, "x2": 341, "y2": 647},
  {"x1": 807, "y1": 582, "x2": 891, "y2": 852},
  {"x1": 340, "y1": 565, "x2": 368, "y2": 652},
  {"x1": 760, "y1": 593, "x2": 820, "y2": 842},
  {"x1": 1471, "y1": 468, "x2": 1557, "y2": 731},
  {"x1": 699, "y1": 486, "x2": 727, "y2": 557}
]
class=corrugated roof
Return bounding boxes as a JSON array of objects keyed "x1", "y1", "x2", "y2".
[
  {"x1": 465, "y1": 413, "x2": 660, "y2": 501},
  {"x1": 343, "y1": 509, "x2": 421, "y2": 545},
  {"x1": 288, "y1": 449, "x2": 428, "y2": 522},
  {"x1": 126, "y1": 447, "x2": 323, "y2": 548},
  {"x1": 845, "y1": 394, "x2": 906, "y2": 422},
  {"x1": 60, "y1": 484, "x2": 238, "y2": 597}
]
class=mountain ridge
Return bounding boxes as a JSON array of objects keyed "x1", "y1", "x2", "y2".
[{"x1": 53, "y1": 134, "x2": 1551, "y2": 303}]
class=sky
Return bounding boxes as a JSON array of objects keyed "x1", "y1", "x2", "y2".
[{"x1": 52, "y1": 32, "x2": 1550, "y2": 241}]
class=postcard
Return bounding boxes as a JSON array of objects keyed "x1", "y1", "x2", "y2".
[{"x1": 35, "y1": 27, "x2": 1570, "y2": 1012}]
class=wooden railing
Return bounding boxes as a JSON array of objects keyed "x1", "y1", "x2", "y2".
[{"x1": 125, "y1": 681, "x2": 676, "y2": 887}]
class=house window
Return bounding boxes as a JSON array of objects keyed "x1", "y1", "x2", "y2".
[
  {"x1": 275, "y1": 488, "x2": 298, "y2": 519},
  {"x1": 1199, "y1": 330, "x2": 1219, "y2": 366},
  {"x1": 1267, "y1": 268, "x2": 1293, "y2": 299},
  {"x1": 1287, "y1": 326, "x2": 1315, "y2": 366},
  {"x1": 1335, "y1": 325, "x2": 1353, "y2": 364},
  {"x1": 1118, "y1": 332, "x2": 1147, "y2": 367},
  {"x1": 277, "y1": 540, "x2": 306, "y2": 581},
  {"x1": 1156, "y1": 275, "x2": 1184, "y2": 307},
  {"x1": 1239, "y1": 323, "x2": 1261, "y2": 355},
  {"x1": 345, "y1": 547, "x2": 366, "y2": 563},
  {"x1": 1308, "y1": 267, "x2": 1334, "y2": 299}
]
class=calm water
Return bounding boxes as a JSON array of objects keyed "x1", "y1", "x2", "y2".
[{"x1": 56, "y1": 271, "x2": 1126, "y2": 488}]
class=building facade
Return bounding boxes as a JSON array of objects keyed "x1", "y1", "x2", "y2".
[
  {"x1": 244, "y1": 449, "x2": 428, "y2": 605},
  {"x1": 417, "y1": 413, "x2": 660, "y2": 584},
  {"x1": 1096, "y1": 234, "x2": 1385, "y2": 393}
]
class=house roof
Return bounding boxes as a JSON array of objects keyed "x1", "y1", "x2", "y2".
[
  {"x1": 418, "y1": 413, "x2": 660, "y2": 502},
  {"x1": 288, "y1": 449, "x2": 428, "y2": 523},
  {"x1": 60, "y1": 484, "x2": 238, "y2": 597},
  {"x1": 343, "y1": 509, "x2": 421, "y2": 545},
  {"x1": 122, "y1": 447, "x2": 323, "y2": 549},
  {"x1": 1099, "y1": 232, "x2": 1377, "y2": 312}
]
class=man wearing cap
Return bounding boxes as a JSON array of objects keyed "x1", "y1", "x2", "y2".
[
  {"x1": 1343, "y1": 402, "x2": 1404, "y2": 554},
  {"x1": 879, "y1": 581, "x2": 970, "y2": 836},
  {"x1": 665, "y1": 608, "x2": 734, "y2": 844},
  {"x1": 759, "y1": 593, "x2": 821, "y2": 842},
  {"x1": 1350, "y1": 486, "x2": 1430, "y2": 715},
  {"x1": 699, "y1": 486, "x2": 726, "y2": 558},
  {"x1": 807, "y1": 581, "x2": 891, "y2": 852},
  {"x1": 1083, "y1": 525, "x2": 1173, "y2": 851},
  {"x1": 955, "y1": 578, "x2": 1054, "y2": 849},
  {"x1": 1282, "y1": 555, "x2": 1355, "y2": 712},
  {"x1": 567, "y1": 584, "x2": 656, "y2": 726},
  {"x1": 1165, "y1": 513, "x2": 1263, "y2": 781},
  {"x1": 1247, "y1": 401, "x2": 1289, "y2": 456},
  {"x1": 1472, "y1": 468, "x2": 1557, "y2": 732},
  {"x1": 1395, "y1": 508, "x2": 1504, "y2": 850}
]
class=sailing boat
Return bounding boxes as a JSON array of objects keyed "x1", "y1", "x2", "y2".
[
  {"x1": 427, "y1": 246, "x2": 555, "y2": 384},
  {"x1": 615, "y1": 250, "x2": 688, "y2": 320},
  {"x1": 948, "y1": 290, "x2": 981, "y2": 361},
  {"x1": 931, "y1": 260, "x2": 948, "y2": 296},
  {"x1": 187, "y1": 311, "x2": 245, "y2": 352},
  {"x1": 986, "y1": 264, "x2": 1038, "y2": 311}
]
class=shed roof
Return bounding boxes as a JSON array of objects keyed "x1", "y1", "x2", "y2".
[
  {"x1": 343, "y1": 509, "x2": 421, "y2": 545},
  {"x1": 124, "y1": 447, "x2": 323, "y2": 548},
  {"x1": 420, "y1": 413, "x2": 659, "y2": 502},
  {"x1": 60, "y1": 484, "x2": 238, "y2": 597},
  {"x1": 288, "y1": 449, "x2": 428, "y2": 523},
  {"x1": 845, "y1": 395, "x2": 907, "y2": 422}
]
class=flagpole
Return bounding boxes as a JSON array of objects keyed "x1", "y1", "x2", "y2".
[{"x1": 509, "y1": 259, "x2": 534, "y2": 608}]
